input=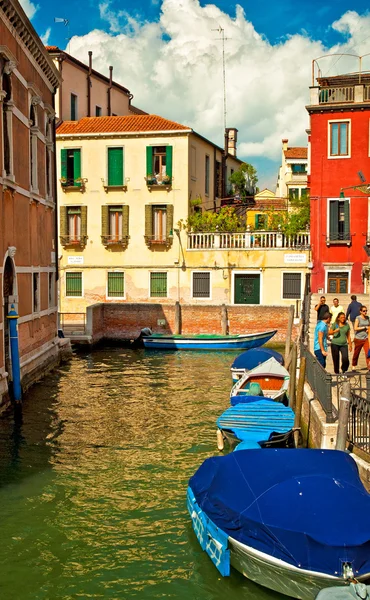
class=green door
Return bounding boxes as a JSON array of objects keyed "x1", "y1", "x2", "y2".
[{"x1": 234, "y1": 274, "x2": 260, "y2": 304}]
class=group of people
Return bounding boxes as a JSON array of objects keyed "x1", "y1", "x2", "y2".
[{"x1": 314, "y1": 295, "x2": 370, "y2": 374}]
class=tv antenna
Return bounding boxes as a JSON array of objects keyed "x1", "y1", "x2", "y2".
[
  {"x1": 54, "y1": 18, "x2": 71, "y2": 53},
  {"x1": 212, "y1": 25, "x2": 228, "y2": 131}
]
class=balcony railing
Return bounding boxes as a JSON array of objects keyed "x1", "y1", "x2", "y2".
[
  {"x1": 144, "y1": 234, "x2": 173, "y2": 249},
  {"x1": 101, "y1": 235, "x2": 129, "y2": 249},
  {"x1": 187, "y1": 230, "x2": 310, "y2": 250},
  {"x1": 60, "y1": 235, "x2": 87, "y2": 248},
  {"x1": 326, "y1": 232, "x2": 351, "y2": 245},
  {"x1": 60, "y1": 177, "x2": 87, "y2": 192},
  {"x1": 319, "y1": 86, "x2": 354, "y2": 104},
  {"x1": 365, "y1": 86, "x2": 370, "y2": 102}
]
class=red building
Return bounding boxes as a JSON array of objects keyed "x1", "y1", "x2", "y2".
[{"x1": 307, "y1": 72, "x2": 370, "y2": 294}]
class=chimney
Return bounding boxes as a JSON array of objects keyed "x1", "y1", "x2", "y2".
[
  {"x1": 87, "y1": 51, "x2": 93, "y2": 117},
  {"x1": 108, "y1": 65, "x2": 113, "y2": 116},
  {"x1": 282, "y1": 138, "x2": 288, "y2": 152},
  {"x1": 226, "y1": 128, "x2": 238, "y2": 156}
]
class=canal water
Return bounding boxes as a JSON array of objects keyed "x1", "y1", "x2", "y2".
[{"x1": 0, "y1": 348, "x2": 283, "y2": 600}]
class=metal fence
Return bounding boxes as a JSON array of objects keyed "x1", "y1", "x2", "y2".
[
  {"x1": 59, "y1": 312, "x2": 86, "y2": 336},
  {"x1": 348, "y1": 391, "x2": 370, "y2": 459},
  {"x1": 300, "y1": 342, "x2": 335, "y2": 423}
]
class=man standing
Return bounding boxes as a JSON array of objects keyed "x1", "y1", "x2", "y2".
[
  {"x1": 315, "y1": 296, "x2": 330, "y2": 321},
  {"x1": 330, "y1": 297, "x2": 344, "y2": 325},
  {"x1": 314, "y1": 312, "x2": 331, "y2": 368},
  {"x1": 346, "y1": 295, "x2": 362, "y2": 328}
]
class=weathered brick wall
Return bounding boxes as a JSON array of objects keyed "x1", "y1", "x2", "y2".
[{"x1": 88, "y1": 303, "x2": 298, "y2": 342}]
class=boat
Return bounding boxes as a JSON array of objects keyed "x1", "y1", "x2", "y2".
[
  {"x1": 230, "y1": 347, "x2": 284, "y2": 383},
  {"x1": 142, "y1": 329, "x2": 277, "y2": 351},
  {"x1": 217, "y1": 398, "x2": 295, "y2": 450},
  {"x1": 230, "y1": 357, "x2": 289, "y2": 403},
  {"x1": 187, "y1": 449, "x2": 370, "y2": 600},
  {"x1": 316, "y1": 583, "x2": 370, "y2": 599}
]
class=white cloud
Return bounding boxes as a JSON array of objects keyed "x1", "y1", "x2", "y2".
[
  {"x1": 40, "y1": 27, "x2": 51, "y2": 45},
  {"x1": 67, "y1": 1, "x2": 370, "y2": 186},
  {"x1": 18, "y1": 0, "x2": 39, "y2": 19}
]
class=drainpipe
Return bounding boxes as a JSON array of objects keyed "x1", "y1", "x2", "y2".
[
  {"x1": 7, "y1": 305, "x2": 21, "y2": 402},
  {"x1": 108, "y1": 65, "x2": 113, "y2": 116},
  {"x1": 87, "y1": 51, "x2": 92, "y2": 117}
]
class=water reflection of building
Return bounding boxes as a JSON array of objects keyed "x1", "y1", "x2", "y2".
[{"x1": 0, "y1": 0, "x2": 66, "y2": 409}]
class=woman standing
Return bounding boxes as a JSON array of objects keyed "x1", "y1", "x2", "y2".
[
  {"x1": 352, "y1": 306, "x2": 370, "y2": 370},
  {"x1": 329, "y1": 312, "x2": 352, "y2": 374}
]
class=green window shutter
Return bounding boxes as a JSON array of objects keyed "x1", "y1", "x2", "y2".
[
  {"x1": 150, "y1": 272, "x2": 167, "y2": 297},
  {"x1": 108, "y1": 272, "x2": 124, "y2": 297},
  {"x1": 101, "y1": 205, "x2": 109, "y2": 237},
  {"x1": 166, "y1": 146, "x2": 173, "y2": 178},
  {"x1": 146, "y1": 147, "x2": 153, "y2": 177},
  {"x1": 122, "y1": 205, "x2": 129, "y2": 239},
  {"x1": 254, "y1": 214, "x2": 259, "y2": 229},
  {"x1": 66, "y1": 272, "x2": 82, "y2": 296},
  {"x1": 61, "y1": 149, "x2": 67, "y2": 180},
  {"x1": 329, "y1": 201, "x2": 338, "y2": 239},
  {"x1": 60, "y1": 205, "x2": 68, "y2": 236},
  {"x1": 80, "y1": 206, "x2": 87, "y2": 237},
  {"x1": 145, "y1": 205, "x2": 153, "y2": 242},
  {"x1": 344, "y1": 200, "x2": 350, "y2": 237},
  {"x1": 73, "y1": 149, "x2": 81, "y2": 186},
  {"x1": 108, "y1": 147, "x2": 123, "y2": 186},
  {"x1": 166, "y1": 204, "x2": 174, "y2": 242}
]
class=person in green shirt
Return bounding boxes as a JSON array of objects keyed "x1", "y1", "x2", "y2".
[{"x1": 329, "y1": 312, "x2": 352, "y2": 374}]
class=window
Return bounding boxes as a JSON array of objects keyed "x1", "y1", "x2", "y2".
[
  {"x1": 61, "y1": 148, "x2": 81, "y2": 187},
  {"x1": 146, "y1": 146, "x2": 172, "y2": 184},
  {"x1": 48, "y1": 272, "x2": 54, "y2": 307},
  {"x1": 29, "y1": 102, "x2": 38, "y2": 191},
  {"x1": 101, "y1": 205, "x2": 129, "y2": 247},
  {"x1": 192, "y1": 272, "x2": 211, "y2": 298},
  {"x1": 205, "y1": 155, "x2": 210, "y2": 196},
  {"x1": 144, "y1": 204, "x2": 173, "y2": 247},
  {"x1": 107, "y1": 272, "x2": 124, "y2": 298},
  {"x1": 289, "y1": 188, "x2": 299, "y2": 201},
  {"x1": 67, "y1": 207, "x2": 82, "y2": 242},
  {"x1": 109, "y1": 206, "x2": 123, "y2": 241},
  {"x1": 66, "y1": 272, "x2": 82, "y2": 297},
  {"x1": 150, "y1": 272, "x2": 167, "y2": 297},
  {"x1": 329, "y1": 199, "x2": 350, "y2": 242},
  {"x1": 71, "y1": 94, "x2": 77, "y2": 121},
  {"x1": 2, "y1": 70, "x2": 13, "y2": 177},
  {"x1": 60, "y1": 205, "x2": 87, "y2": 247},
  {"x1": 107, "y1": 147, "x2": 124, "y2": 186},
  {"x1": 330, "y1": 122, "x2": 349, "y2": 156},
  {"x1": 291, "y1": 164, "x2": 307, "y2": 174},
  {"x1": 191, "y1": 146, "x2": 196, "y2": 180},
  {"x1": 215, "y1": 161, "x2": 222, "y2": 197},
  {"x1": 255, "y1": 214, "x2": 267, "y2": 230},
  {"x1": 95, "y1": 105, "x2": 102, "y2": 117},
  {"x1": 283, "y1": 273, "x2": 302, "y2": 299},
  {"x1": 33, "y1": 273, "x2": 39, "y2": 312},
  {"x1": 301, "y1": 188, "x2": 308, "y2": 200}
]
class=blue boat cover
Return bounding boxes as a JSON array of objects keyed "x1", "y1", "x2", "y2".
[
  {"x1": 189, "y1": 449, "x2": 370, "y2": 577},
  {"x1": 231, "y1": 348, "x2": 283, "y2": 371}
]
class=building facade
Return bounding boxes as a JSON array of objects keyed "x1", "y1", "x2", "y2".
[
  {"x1": 0, "y1": 0, "x2": 63, "y2": 406},
  {"x1": 307, "y1": 72, "x2": 370, "y2": 294},
  {"x1": 46, "y1": 46, "x2": 146, "y2": 123},
  {"x1": 56, "y1": 115, "x2": 310, "y2": 316},
  {"x1": 276, "y1": 139, "x2": 308, "y2": 200}
]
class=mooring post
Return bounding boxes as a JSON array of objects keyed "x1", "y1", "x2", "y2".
[
  {"x1": 7, "y1": 304, "x2": 22, "y2": 402},
  {"x1": 221, "y1": 304, "x2": 228, "y2": 335},
  {"x1": 175, "y1": 301, "x2": 181, "y2": 335},
  {"x1": 336, "y1": 380, "x2": 351, "y2": 451},
  {"x1": 288, "y1": 343, "x2": 297, "y2": 409},
  {"x1": 294, "y1": 356, "x2": 306, "y2": 447},
  {"x1": 285, "y1": 304, "x2": 295, "y2": 364}
]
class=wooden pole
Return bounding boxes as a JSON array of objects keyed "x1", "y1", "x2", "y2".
[
  {"x1": 285, "y1": 304, "x2": 295, "y2": 364},
  {"x1": 294, "y1": 356, "x2": 306, "y2": 447},
  {"x1": 288, "y1": 343, "x2": 297, "y2": 409},
  {"x1": 336, "y1": 380, "x2": 351, "y2": 451},
  {"x1": 175, "y1": 301, "x2": 181, "y2": 335},
  {"x1": 221, "y1": 304, "x2": 228, "y2": 335}
]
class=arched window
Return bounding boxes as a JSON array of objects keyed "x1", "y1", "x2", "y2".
[
  {"x1": 29, "y1": 99, "x2": 39, "y2": 192},
  {"x1": 2, "y1": 71, "x2": 12, "y2": 176}
]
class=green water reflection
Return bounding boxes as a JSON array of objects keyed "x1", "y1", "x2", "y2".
[{"x1": 0, "y1": 348, "x2": 284, "y2": 599}]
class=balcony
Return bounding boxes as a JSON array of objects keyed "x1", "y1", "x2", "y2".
[
  {"x1": 319, "y1": 86, "x2": 355, "y2": 104},
  {"x1": 145, "y1": 175, "x2": 172, "y2": 191},
  {"x1": 60, "y1": 235, "x2": 87, "y2": 248},
  {"x1": 310, "y1": 82, "x2": 370, "y2": 107},
  {"x1": 60, "y1": 178, "x2": 87, "y2": 193},
  {"x1": 145, "y1": 234, "x2": 173, "y2": 249},
  {"x1": 101, "y1": 235, "x2": 129, "y2": 249},
  {"x1": 187, "y1": 230, "x2": 310, "y2": 250},
  {"x1": 326, "y1": 232, "x2": 351, "y2": 246}
]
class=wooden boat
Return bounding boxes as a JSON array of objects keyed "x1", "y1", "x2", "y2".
[
  {"x1": 230, "y1": 357, "x2": 289, "y2": 403},
  {"x1": 142, "y1": 329, "x2": 277, "y2": 351},
  {"x1": 230, "y1": 347, "x2": 284, "y2": 383},
  {"x1": 188, "y1": 449, "x2": 370, "y2": 599}
]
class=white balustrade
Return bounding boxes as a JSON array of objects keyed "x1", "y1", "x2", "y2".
[
  {"x1": 319, "y1": 86, "x2": 354, "y2": 104},
  {"x1": 187, "y1": 231, "x2": 310, "y2": 250}
]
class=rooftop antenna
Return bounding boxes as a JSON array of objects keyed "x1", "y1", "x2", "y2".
[
  {"x1": 212, "y1": 25, "x2": 228, "y2": 131},
  {"x1": 54, "y1": 18, "x2": 71, "y2": 53}
]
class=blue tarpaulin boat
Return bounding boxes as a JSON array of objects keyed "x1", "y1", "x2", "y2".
[
  {"x1": 142, "y1": 329, "x2": 277, "y2": 350},
  {"x1": 188, "y1": 449, "x2": 370, "y2": 599},
  {"x1": 231, "y1": 347, "x2": 284, "y2": 383}
]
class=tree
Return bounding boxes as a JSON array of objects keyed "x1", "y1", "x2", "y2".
[
  {"x1": 184, "y1": 206, "x2": 245, "y2": 233},
  {"x1": 229, "y1": 162, "x2": 258, "y2": 198},
  {"x1": 269, "y1": 193, "x2": 310, "y2": 235}
]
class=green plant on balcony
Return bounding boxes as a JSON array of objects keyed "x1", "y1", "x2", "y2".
[
  {"x1": 269, "y1": 193, "x2": 310, "y2": 236},
  {"x1": 185, "y1": 206, "x2": 245, "y2": 233}
]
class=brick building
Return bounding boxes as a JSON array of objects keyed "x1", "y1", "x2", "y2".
[{"x1": 0, "y1": 0, "x2": 64, "y2": 407}]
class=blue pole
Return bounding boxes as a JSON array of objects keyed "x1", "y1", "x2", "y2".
[{"x1": 7, "y1": 304, "x2": 21, "y2": 402}]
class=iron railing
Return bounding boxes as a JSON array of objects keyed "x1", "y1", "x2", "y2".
[
  {"x1": 59, "y1": 312, "x2": 86, "y2": 336},
  {"x1": 348, "y1": 391, "x2": 370, "y2": 459},
  {"x1": 300, "y1": 341, "x2": 334, "y2": 422}
]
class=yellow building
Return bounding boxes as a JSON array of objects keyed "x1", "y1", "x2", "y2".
[{"x1": 56, "y1": 115, "x2": 310, "y2": 314}]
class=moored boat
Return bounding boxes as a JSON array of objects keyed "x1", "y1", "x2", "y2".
[
  {"x1": 230, "y1": 356, "x2": 289, "y2": 403},
  {"x1": 231, "y1": 347, "x2": 284, "y2": 383},
  {"x1": 187, "y1": 449, "x2": 370, "y2": 599},
  {"x1": 142, "y1": 329, "x2": 277, "y2": 351}
]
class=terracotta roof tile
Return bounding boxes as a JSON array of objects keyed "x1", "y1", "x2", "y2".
[
  {"x1": 45, "y1": 46, "x2": 61, "y2": 52},
  {"x1": 284, "y1": 147, "x2": 308, "y2": 159},
  {"x1": 57, "y1": 115, "x2": 191, "y2": 135}
]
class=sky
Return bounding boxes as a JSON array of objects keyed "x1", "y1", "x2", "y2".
[{"x1": 20, "y1": 0, "x2": 370, "y2": 189}]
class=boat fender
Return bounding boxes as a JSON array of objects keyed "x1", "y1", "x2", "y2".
[
  {"x1": 217, "y1": 429, "x2": 224, "y2": 451},
  {"x1": 316, "y1": 583, "x2": 370, "y2": 599}
]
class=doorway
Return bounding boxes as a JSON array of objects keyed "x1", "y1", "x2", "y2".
[
  {"x1": 3, "y1": 257, "x2": 15, "y2": 373},
  {"x1": 327, "y1": 272, "x2": 349, "y2": 294},
  {"x1": 234, "y1": 274, "x2": 260, "y2": 304}
]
